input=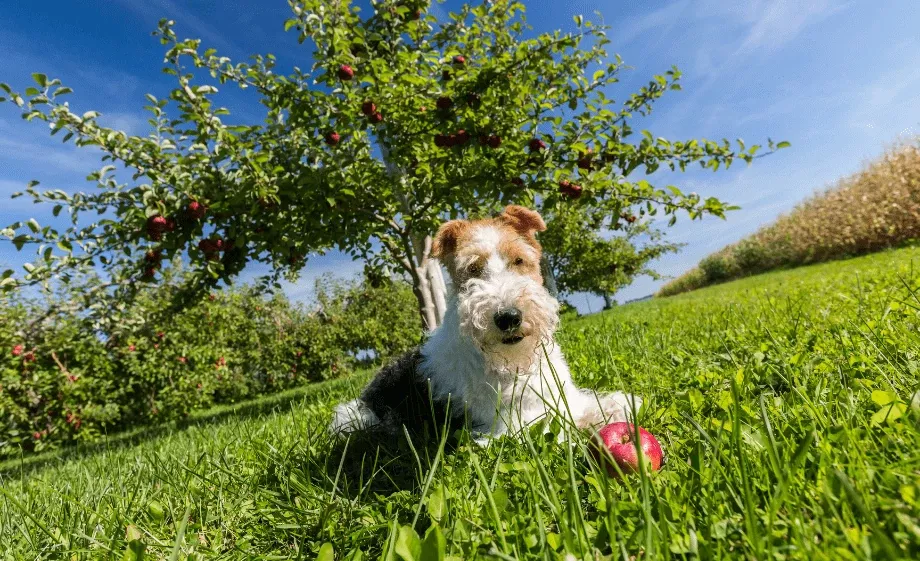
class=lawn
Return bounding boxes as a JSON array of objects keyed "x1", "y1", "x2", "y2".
[{"x1": 2, "y1": 247, "x2": 919, "y2": 559}]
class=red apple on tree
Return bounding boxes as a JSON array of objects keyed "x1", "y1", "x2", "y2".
[
  {"x1": 558, "y1": 180, "x2": 583, "y2": 199},
  {"x1": 369, "y1": 112, "x2": 384, "y2": 124},
  {"x1": 324, "y1": 131, "x2": 340, "y2": 146},
  {"x1": 487, "y1": 135, "x2": 502, "y2": 148},
  {"x1": 11, "y1": 344, "x2": 23, "y2": 357},
  {"x1": 337, "y1": 64, "x2": 354, "y2": 81},
  {"x1": 436, "y1": 96, "x2": 453, "y2": 110},
  {"x1": 361, "y1": 101, "x2": 377, "y2": 116},
  {"x1": 593, "y1": 422, "x2": 663, "y2": 477},
  {"x1": 453, "y1": 55, "x2": 466, "y2": 66},
  {"x1": 529, "y1": 138, "x2": 547, "y2": 152},
  {"x1": 186, "y1": 201, "x2": 207, "y2": 220},
  {"x1": 146, "y1": 215, "x2": 168, "y2": 240}
]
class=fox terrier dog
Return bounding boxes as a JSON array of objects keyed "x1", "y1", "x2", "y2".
[{"x1": 329, "y1": 205, "x2": 640, "y2": 444}]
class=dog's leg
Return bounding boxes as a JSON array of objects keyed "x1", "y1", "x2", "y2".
[
  {"x1": 567, "y1": 390, "x2": 642, "y2": 430},
  {"x1": 329, "y1": 398, "x2": 380, "y2": 435}
]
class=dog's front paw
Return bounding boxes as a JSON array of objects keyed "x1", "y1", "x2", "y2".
[{"x1": 597, "y1": 392, "x2": 642, "y2": 424}]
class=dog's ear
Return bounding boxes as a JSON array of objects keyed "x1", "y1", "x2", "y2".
[
  {"x1": 499, "y1": 205, "x2": 546, "y2": 236},
  {"x1": 432, "y1": 219, "x2": 469, "y2": 259}
]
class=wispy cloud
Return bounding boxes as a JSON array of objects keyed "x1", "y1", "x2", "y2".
[
  {"x1": 613, "y1": 0, "x2": 691, "y2": 47},
  {"x1": 734, "y1": 0, "x2": 848, "y2": 54},
  {"x1": 0, "y1": 137, "x2": 99, "y2": 176},
  {"x1": 110, "y1": 0, "x2": 244, "y2": 55},
  {"x1": 97, "y1": 112, "x2": 151, "y2": 137}
]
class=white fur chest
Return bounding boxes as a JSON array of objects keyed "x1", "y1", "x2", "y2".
[{"x1": 419, "y1": 307, "x2": 575, "y2": 436}]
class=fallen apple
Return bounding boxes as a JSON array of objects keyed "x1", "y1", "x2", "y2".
[{"x1": 593, "y1": 422, "x2": 663, "y2": 477}]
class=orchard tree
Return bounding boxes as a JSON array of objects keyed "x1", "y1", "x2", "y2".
[
  {"x1": 0, "y1": 0, "x2": 785, "y2": 331},
  {"x1": 540, "y1": 202, "x2": 679, "y2": 309}
]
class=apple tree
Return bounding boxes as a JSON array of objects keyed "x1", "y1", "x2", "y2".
[
  {"x1": 0, "y1": 0, "x2": 784, "y2": 331},
  {"x1": 539, "y1": 201, "x2": 680, "y2": 308}
]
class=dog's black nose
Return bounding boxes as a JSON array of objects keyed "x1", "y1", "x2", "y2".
[{"x1": 494, "y1": 308, "x2": 523, "y2": 332}]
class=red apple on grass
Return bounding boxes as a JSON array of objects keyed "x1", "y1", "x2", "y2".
[{"x1": 594, "y1": 422, "x2": 663, "y2": 478}]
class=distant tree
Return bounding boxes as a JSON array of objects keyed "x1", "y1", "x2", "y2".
[
  {"x1": 0, "y1": 0, "x2": 785, "y2": 330},
  {"x1": 540, "y1": 202, "x2": 679, "y2": 308}
]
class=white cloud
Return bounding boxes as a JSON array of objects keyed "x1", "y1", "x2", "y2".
[
  {"x1": 98, "y1": 112, "x2": 150, "y2": 137},
  {"x1": 110, "y1": 0, "x2": 244, "y2": 55},
  {"x1": 0, "y1": 136, "x2": 100, "y2": 175},
  {"x1": 613, "y1": 0, "x2": 692, "y2": 47},
  {"x1": 734, "y1": 0, "x2": 848, "y2": 54}
]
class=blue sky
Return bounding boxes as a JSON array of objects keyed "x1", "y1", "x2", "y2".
[{"x1": 1, "y1": 0, "x2": 918, "y2": 312}]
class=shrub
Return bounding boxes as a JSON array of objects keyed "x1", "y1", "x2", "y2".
[
  {"x1": 697, "y1": 251, "x2": 739, "y2": 283},
  {"x1": 659, "y1": 140, "x2": 920, "y2": 296},
  {"x1": 0, "y1": 274, "x2": 420, "y2": 457}
]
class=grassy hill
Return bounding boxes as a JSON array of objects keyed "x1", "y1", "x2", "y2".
[
  {"x1": 659, "y1": 141, "x2": 920, "y2": 297},
  {"x1": 3, "y1": 247, "x2": 920, "y2": 559}
]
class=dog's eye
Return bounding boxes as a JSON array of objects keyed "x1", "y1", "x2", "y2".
[
  {"x1": 513, "y1": 257, "x2": 525, "y2": 266},
  {"x1": 467, "y1": 263, "x2": 482, "y2": 276}
]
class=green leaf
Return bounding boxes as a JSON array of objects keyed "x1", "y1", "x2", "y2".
[
  {"x1": 27, "y1": 219, "x2": 40, "y2": 233},
  {"x1": 872, "y1": 403, "x2": 906, "y2": 425},
  {"x1": 426, "y1": 486, "x2": 445, "y2": 520},
  {"x1": 317, "y1": 543, "x2": 334, "y2": 561},
  {"x1": 32, "y1": 73, "x2": 48, "y2": 88},
  {"x1": 394, "y1": 525, "x2": 421, "y2": 561},
  {"x1": 871, "y1": 390, "x2": 897, "y2": 406},
  {"x1": 121, "y1": 526, "x2": 146, "y2": 561},
  {"x1": 420, "y1": 525, "x2": 446, "y2": 561},
  {"x1": 776, "y1": 141, "x2": 791, "y2": 149}
]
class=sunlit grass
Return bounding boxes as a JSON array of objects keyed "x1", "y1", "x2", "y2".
[{"x1": 2, "y1": 247, "x2": 920, "y2": 559}]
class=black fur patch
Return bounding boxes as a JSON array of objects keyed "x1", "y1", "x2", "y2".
[{"x1": 359, "y1": 348, "x2": 467, "y2": 439}]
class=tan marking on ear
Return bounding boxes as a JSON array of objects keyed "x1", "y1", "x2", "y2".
[
  {"x1": 499, "y1": 205, "x2": 547, "y2": 235},
  {"x1": 431, "y1": 219, "x2": 470, "y2": 259}
]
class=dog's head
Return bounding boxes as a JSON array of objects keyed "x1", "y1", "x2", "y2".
[{"x1": 432, "y1": 205, "x2": 559, "y2": 372}]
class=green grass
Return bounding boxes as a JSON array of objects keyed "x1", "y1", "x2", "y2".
[{"x1": 3, "y1": 247, "x2": 920, "y2": 559}]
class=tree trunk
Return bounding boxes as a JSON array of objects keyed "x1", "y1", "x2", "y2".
[
  {"x1": 541, "y1": 255, "x2": 559, "y2": 297},
  {"x1": 414, "y1": 275, "x2": 438, "y2": 331},
  {"x1": 427, "y1": 259, "x2": 448, "y2": 324},
  {"x1": 405, "y1": 234, "x2": 445, "y2": 332},
  {"x1": 378, "y1": 140, "x2": 448, "y2": 332},
  {"x1": 603, "y1": 293, "x2": 614, "y2": 309}
]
